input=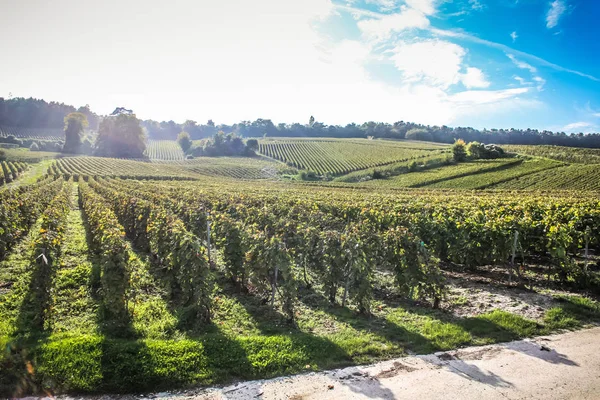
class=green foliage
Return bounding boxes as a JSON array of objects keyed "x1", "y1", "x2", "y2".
[
  {"x1": 452, "y1": 139, "x2": 467, "y2": 162},
  {"x1": 176, "y1": 131, "x2": 192, "y2": 153},
  {"x1": 405, "y1": 128, "x2": 432, "y2": 142},
  {"x1": 0, "y1": 149, "x2": 5, "y2": 161},
  {"x1": 466, "y1": 141, "x2": 505, "y2": 159},
  {"x1": 0, "y1": 177, "x2": 63, "y2": 258},
  {"x1": 95, "y1": 113, "x2": 146, "y2": 158},
  {"x1": 190, "y1": 131, "x2": 254, "y2": 157},
  {"x1": 63, "y1": 112, "x2": 89, "y2": 154}
]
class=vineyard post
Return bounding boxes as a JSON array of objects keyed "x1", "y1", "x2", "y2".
[
  {"x1": 510, "y1": 231, "x2": 519, "y2": 284},
  {"x1": 584, "y1": 227, "x2": 590, "y2": 274},
  {"x1": 206, "y1": 211, "x2": 212, "y2": 269},
  {"x1": 271, "y1": 267, "x2": 278, "y2": 307}
]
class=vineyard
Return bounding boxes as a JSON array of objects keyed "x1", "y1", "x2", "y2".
[
  {"x1": 0, "y1": 139, "x2": 600, "y2": 396},
  {"x1": 492, "y1": 164, "x2": 600, "y2": 190},
  {"x1": 47, "y1": 156, "x2": 290, "y2": 181},
  {"x1": 360, "y1": 159, "x2": 519, "y2": 188},
  {"x1": 503, "y1": 144, "x2": 600, "y2": 164},
  {"x1": 258, "y1": 138, "x2": 448, "y2": 176},
  {"x1": 0, "y1": 172, "x2": 599, "y2": 395},
  {"x1": 145, "y1": 140, "x2": 186, "y2": 161},
  {"x1": 0, "y1": 126, "x2": 65, "y2": 141},
  {"x1": 423, "y1": 158, "x2": 562, "y2": 189},
  {"x1": 0, "y1": 160, "x2": 28, "y2": 186}
]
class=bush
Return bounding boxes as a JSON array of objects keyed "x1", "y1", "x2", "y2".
[
  {"x1": 0, "y1": 149, "x2": 5, "y2": 161},
  {"x1": 372, "y1": 169, "x2": 385, "y2": 179},
  {"x1": 29, "y1": 142, "x2": 39, "y2": 151},
  {"x1": 177, "y1": 131, "x2": 192, "y2": 152},
  {"x1": 299, "y1": 170, "x2": 318, "y2": 181},
  {"x1": 452, "y1": 139, "x2": 467, "y2": 162}
]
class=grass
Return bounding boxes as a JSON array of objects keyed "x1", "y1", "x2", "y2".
[
  {"x1": 2, "y1": 263, "x2": 599, "y2": 396},
  {"x1": 359, "y1": 159, "x2": 518, "y2": 188},
  {"x1": 1, "y1": 148, "x2": 60, "y2": 162},
  {"x1": 424, "y1": 158, "x2": 561, "y2": 189},
  {"x1": 492, "y1": 164, "x2": 600, "y2": 191}
]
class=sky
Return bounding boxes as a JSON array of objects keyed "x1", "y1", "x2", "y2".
[{"x1": 1, "y1": 0, "x2": 600, "y2": 132}]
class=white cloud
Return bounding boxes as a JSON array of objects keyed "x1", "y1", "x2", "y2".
[
  {"x1": 461, "y1": 67, "x2": 490, "y2": 88},
  {"x1": 391, "y1": 39, "x2": 489, "y2": 89},
  {"x1": 405, "y1": 0, "x2": 438, "y2": 16},
  {"x1": 546, "y1": 0, "x2": 567, "y2": 29},
  {"x1": 562, "y1": 122, "x2": 595, "y2": 132},
  {"x1": 469, "y1": 0, "x2": 484, "y2": 11},
  {"x1": 510, "y1": 31, "x2": 518, "y2": 42},
  {"x1": 390, "y1": 39, "x2": 465, "y2": 88},
  {"x1": 506, "y1": 54, "x2": 537, "y2": 73},
  {"x1": 451, "y1": 88, "x2": 530, "y2": 105},
  {"x1": 514, "y1": 76, "x2": 529, "y2": 85},
  {"x1": 533, "y1": 76, "x2": 546, "y2": 91},
  {"x1": 366, "y1": 0, "x2": 398, "y2": 12},
  {"x1": 357, "y1": 7, "x2": 429, "y2": 41}
]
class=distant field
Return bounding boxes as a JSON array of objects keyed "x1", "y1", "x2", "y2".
[
  {"x1": 53, "y1": 157, "x2": 200, "y2": 179},
  {"x1": 492, "y1": 164, "x2": 600, "y2": 190},
  {"x1": 146, "y1": 140, "x2": 185, "y2": 161},
  {"x1": 1, "y1": 147, "x2": 60, "y2": 162},
  {"x1": 51, "y1": 155, "x2": 290, "y2": 180},
  {"x1": 360, "y1": 159, "x2": 519, "y2": 188},
  {"x1": 258, "y1": 138, "x2": 447, "y2": 175},
  {"x1": 503, "y1": 144, "x2": 600, "y2": 164},
  {"x1": 424, "y1": 158, "x2": 561, "y2": 189},
  {"x1": 0, "y1": 125, "x2": 65, "y2": 140},
  {"x1": 181, "y1": 156, "x2": 292, "y2": 179}
]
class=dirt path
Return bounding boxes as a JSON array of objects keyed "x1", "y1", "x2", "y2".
[{"x1": 146, "y1": 327, "x2": 600, "y2": 400}]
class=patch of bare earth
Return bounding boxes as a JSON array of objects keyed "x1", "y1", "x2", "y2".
[{"x1": 442, "y1": 268, "x2": 578, "y2": 321}]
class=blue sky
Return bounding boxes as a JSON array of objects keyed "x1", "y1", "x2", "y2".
[
  {"x1": 1, "y1": 0, "x2": 599, "y2": 132},
  {"x1": 316, "y1": 0, "x2": 600, "y2": 132}
]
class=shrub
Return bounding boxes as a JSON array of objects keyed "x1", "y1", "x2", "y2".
[
  {"x1": 29, "y1": 142, "x2": 39, "y2": 151},
  {"x1": 452, "y1": 139, "x2": 467, "y2": 162}
]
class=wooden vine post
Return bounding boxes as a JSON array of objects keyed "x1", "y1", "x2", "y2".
[
  {"x1": 206, "y1": 211, "x2": 213, "y2": 269},
  {"x1": 509, "y1": 230, "x2": 519, "y2": 284}
]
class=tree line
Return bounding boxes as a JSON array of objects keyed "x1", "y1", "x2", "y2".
[{"x1": 3, "y1": 97, "x2": 600, "y2": 148}]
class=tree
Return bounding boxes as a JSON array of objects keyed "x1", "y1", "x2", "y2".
[
  {"x1": 405, "y1": 128, "x2": 432, "y2": 142},
  {"x1": 95, "y1": 113, "x2": 146, "y2": 158},
  {"x1": 177, "y1": 131, "x2": 192, "y2": 152},
  {"x1": 466, "y1": 141, "x2": 484, "y2": 159},
  {"x1": 63, "y1": 112, "x2": 88, "y2": 154},
  {"x1": 246, "y1": 138, "x2": 258, "y2": 151},
  {"x1": 452, "y1": 139, "x2": 467, "y2": 162},
  {"x1": 0, "y1": 149, "x2": 5, "y2": 161}
]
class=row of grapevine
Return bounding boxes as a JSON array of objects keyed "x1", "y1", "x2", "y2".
[
  {"x1": 361, "y1": 159, "x2": 519, "y2": 188},
  {"x1": 492, "y1": 164, "x2": 600, "y2": 191},
  {"x1": 145, "y1": 140, "x2": 186, "y2": 161},
  {"x1": 48, "y1": 156, "x2": 289, "y2": 181},
  {"x1": 95, "y1": 178, "x2": 450, "y2": 317},
  {"x1": 24, "y1": 180, "x2": 73, "y2": 332},
  {"x1": 48, "y1": 157, "x2": 199, "y2": 180},
  {"x1": 502, "y1": 144, "x2": 600, "y2": 164},
  {"x1": 425, "y1": 158, "x2": 561, "y2": 189},
  {"x1": 104, "y1": 178, "x2": 599, "y2": 289},
  {"x1": 84, "y1": 178, "x2": 212, "y2": 322},
  {"x1": 0, "y1": 126, "x2": 65, "y2": 141},
  {"x1": 0, "y1": 177, "x2": 64, "y2": 259},
  {"x1": 0, "y1": 160, "x2": 27, "y2": 185},
  {"x1": 258, "y1": 140, "x2": 442, "y2": 176}
]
